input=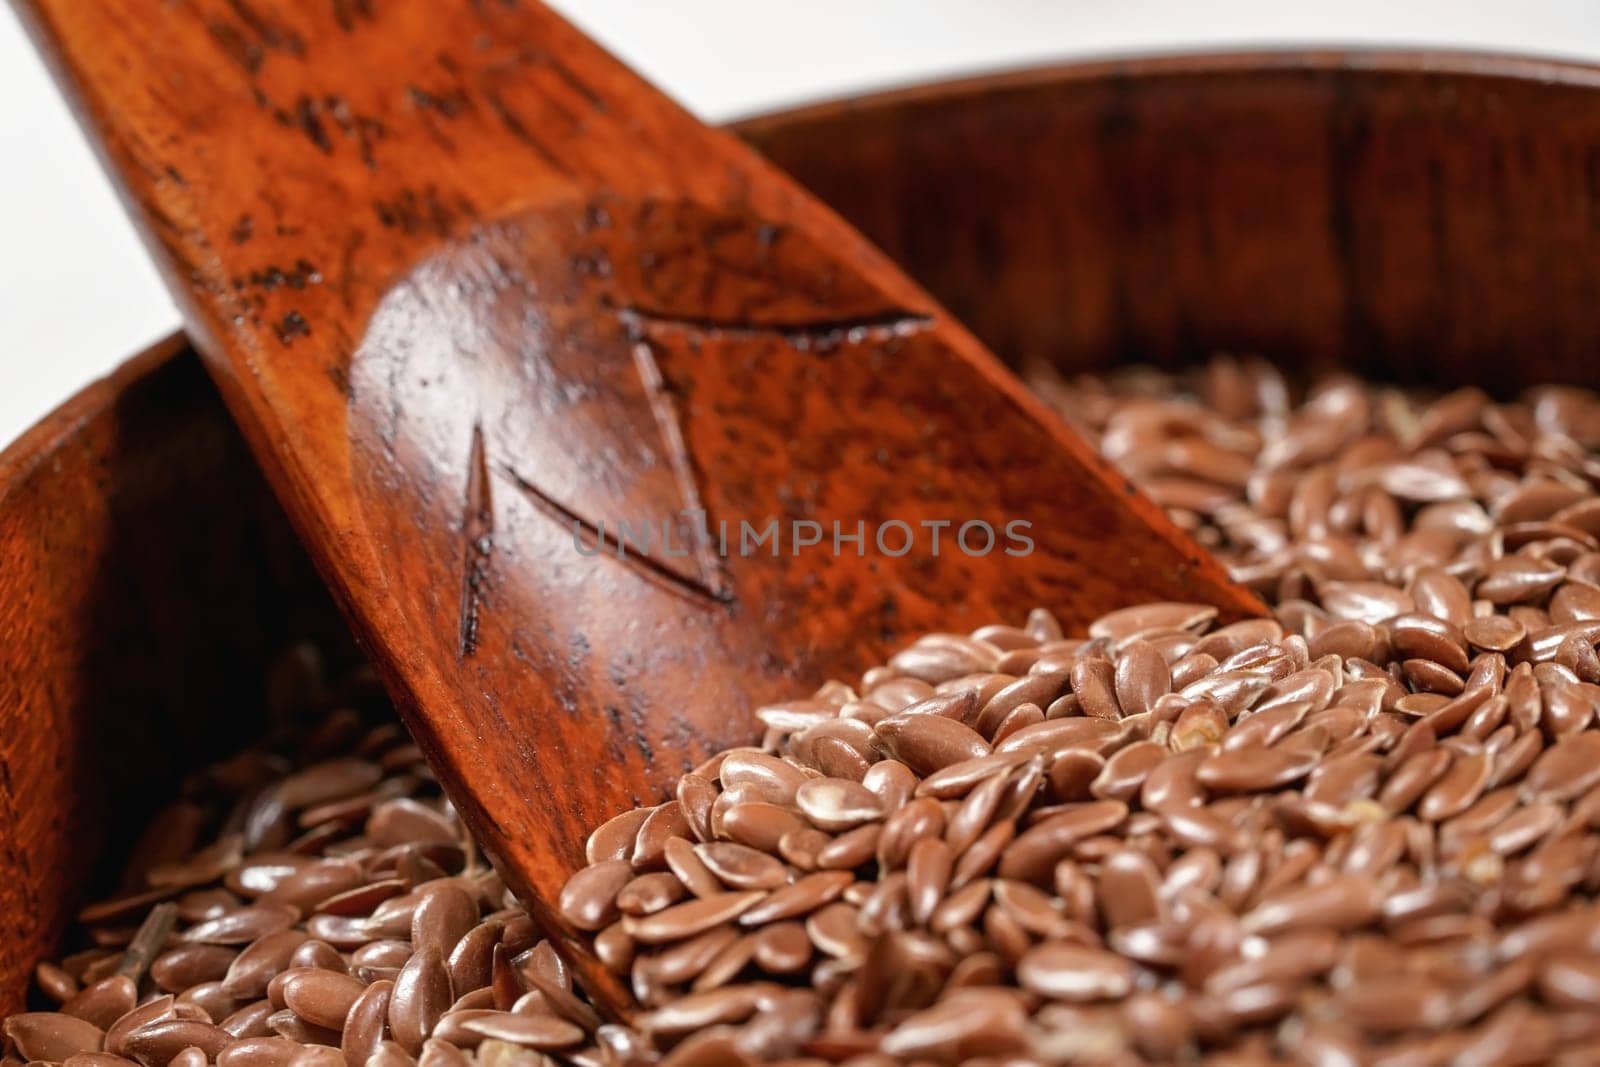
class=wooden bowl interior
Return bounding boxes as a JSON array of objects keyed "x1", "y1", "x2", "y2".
[
  {"x1": 0, "y1": 345, "x2": 345, "y2": 1010},
  {"x1": 7, "y1": 50, "x2": 1600, "y2": 1011},
  {"x1": 741, "y1": 52, "x2": 1600, "y2": 393}
]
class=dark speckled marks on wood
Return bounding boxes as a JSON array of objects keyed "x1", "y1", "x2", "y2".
[
  {"x1": 205, "y1": 0, "x2": 306, "y2": 75},
  {"x1": 407, "y1": 84, "x2": 467, "y2": 119},
  {"x1": 373, "y1": 188, "x2": 474, "y2": 238},
  {"x1": 546, "y1": 56, "x2": 607, "y2": 114},
  {"x1": 627, "y1": 703, "x2": 654, "y2": 764},
  {"x1": 293, "y1": 94, "x2": 333, "y2": 152},
  {"x1": 407, "y1": 82, "x2": 471, "y2": 152},
  {"x1": 482, "y1": 89, "x2": 574, "y2": 177},
  {"x1": 274, "y1": 311, "x2": 310, "y2": 345},
  {"x1": 326, "y1": 362, "x2": 353, "y2": 399},
  {"x1": 233, "y1": 260, "x2": 322, "y2": 293},
  {"x1": 264, "y1": 93, "x2": 385, "y2": 168},
  {"x1": 197, "y1": 3, "x2": 388, "y2": 167},
  {"x1": 328, "y1": 0, "x2": 374, "y2": 32}
]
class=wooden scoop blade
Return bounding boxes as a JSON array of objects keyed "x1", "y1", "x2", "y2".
[{"x1": 15, "y1": 0, "x2": 1263, "y2": 1013}]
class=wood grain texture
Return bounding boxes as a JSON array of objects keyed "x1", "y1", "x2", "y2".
[
  {"x1": 0, "y1": 340, "x2": 345, "y2": 1015},
  {"x1": 15, "y1": 47, "x2": 1600, "y2": 1015},
  {"x1": 738, "y1": 50, "x2": 1600, "y2": 393},
  {"x1": 14, "y1": 0, "x2": 1259, "y2": 1009}
]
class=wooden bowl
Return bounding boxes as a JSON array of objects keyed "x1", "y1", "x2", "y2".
[{"x1": 5, "y1": 49, "x2": 1600, "y2": 1012}]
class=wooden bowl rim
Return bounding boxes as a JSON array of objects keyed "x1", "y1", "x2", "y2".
[
  {"x1": 728, "y1": 46, "x2": 1600, "y2": 136},
  {"x1": 0, "y1": 333, "x2": 188, "y2": 509}
]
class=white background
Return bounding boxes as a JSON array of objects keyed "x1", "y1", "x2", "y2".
[{"x1": 3, "y1": 2, "x2": 1600, "y2": 449}]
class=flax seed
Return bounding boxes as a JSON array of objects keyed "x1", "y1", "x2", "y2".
[{"x1": 27, "y1": 357, "x2": 1600, "y2": 1064}]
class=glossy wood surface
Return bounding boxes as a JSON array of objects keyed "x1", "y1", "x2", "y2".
[
  {"x1": 741, "y1": 51, "x2": 1600, "y2": 393},
  {"x1": 9, "y1": 49, "x2": 1600, "y2": 1014},
  {"x1": 0, "y1": 341, "x2": 344, "y2": 1015},
  {"x1": 14, "y1": 0, "x2": 1259, "y2": 1007}
]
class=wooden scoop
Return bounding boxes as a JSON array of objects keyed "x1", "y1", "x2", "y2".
[{"x1": 17, "y1": 0, "x2": 1262, "y2": 1009}]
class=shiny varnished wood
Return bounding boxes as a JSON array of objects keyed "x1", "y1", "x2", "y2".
[
  {"x1": 0, "y1": 340, "x2": 346, "y2": 1016},
  {"x1": 18, "y1": 48, "x2": 1600, "y2": 1016},
  {"x1": 15, "y1": 0, "x2": 1258, "y2": 1009},
  {"x1": 740, "y1": 50, "x2": 1600, "y2": 393}
]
